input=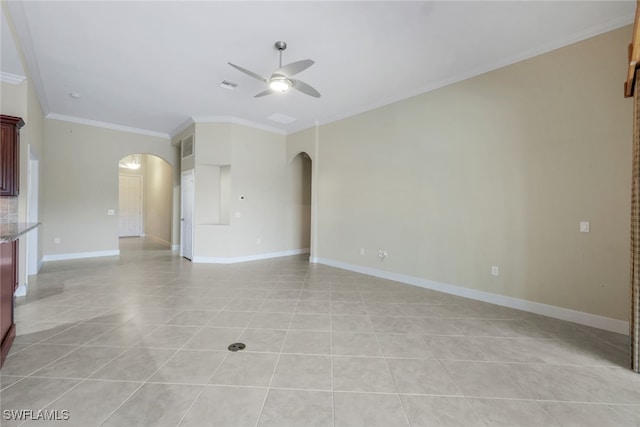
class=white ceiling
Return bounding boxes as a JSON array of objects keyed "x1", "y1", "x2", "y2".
[
  {"x1": 1, "y1": 7, "x2": 24, "y2": 81},
  {"x1": 2, "y1": 1, "x2": 635, "y2": 137}
]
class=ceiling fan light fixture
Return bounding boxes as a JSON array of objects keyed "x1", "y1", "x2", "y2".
[
  {"x1": 119, "y1": 154, "x2": 141, "y2": 170},
  {"x1": 229, "y1": 41, "x2": 320, "y2": 98},
  {"x1": 269, "y1": 78, "x2": 291, "y2": 92}
]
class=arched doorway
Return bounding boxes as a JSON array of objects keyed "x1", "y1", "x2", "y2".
[
  {"x1": 118, "y1": 154, "x2": 173, "y2": 251},
  {"x1": 288, "y1": 152, "x2": 312, "y2": 253}
]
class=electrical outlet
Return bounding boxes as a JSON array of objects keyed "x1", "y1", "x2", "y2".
[
  {"x1": 580, "y1": 221, "x2": 590, "y2": 233},
  {"x1": 359, "y1": 248, "x2": 365, "y2": 256},
  {"x1": 257, "y1": 238, "x2": 261, "y2": 245},
  {"x1": 378, "y1": 250, "x2": 388, "y2": 261},
  {"x1": 491, "y1": 266, "x2": 499, "y2": 276},
  {"x1": 54, "y1": 237, "x2": 61, "y2": 244}
]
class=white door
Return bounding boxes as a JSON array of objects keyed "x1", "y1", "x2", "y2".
[
  {"x1": 119, "y1": 175, "x2": 143, "y2": 237},
  {"x1": 181, "y1": 170, "x2": 194, "y2": 260}
]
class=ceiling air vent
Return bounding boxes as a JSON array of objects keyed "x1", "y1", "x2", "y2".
[
  {"x1": 266, "y1": 113, "x2": 297, "y2": 124},
  {"x1": 219, "y1": 80, "x2": 238, "y2": 91},
  {"x1": 182, "y1": 135, "x2": 194, "y2": 159}
]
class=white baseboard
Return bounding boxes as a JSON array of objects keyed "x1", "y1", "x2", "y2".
[
  {"x1": 42, "y1": 250, "x2": 120, "y2": 262},
  {"x1": 14, "y1": 283, "x2": 27, "y2": 297},
  {"x1": 171, "y1": 244, "x2": 180, "y2": 251},
  {"x1": 311, "y1": 257, "x2": 629, "y2": 335},
  {"x1": 194, "y1": 248, "x2": 310, "y2": 264}
]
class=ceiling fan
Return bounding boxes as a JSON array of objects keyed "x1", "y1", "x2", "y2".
[{"x1": 229, "y1": 41, "x2": 321, "y2": 98}]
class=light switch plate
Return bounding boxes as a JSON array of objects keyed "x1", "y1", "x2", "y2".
[
  {"x1": 107, "y1": 209, "x2": 115, "y2": 216},
  {"x1": 580, "y1": 221, "x2": 590, "y2": 233}
]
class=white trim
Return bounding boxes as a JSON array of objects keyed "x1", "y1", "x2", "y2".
[
  {"x1": 286, "y1": 16, "x2": 635, "y2": 136},
  {"x1": 42, "y1": 250, "x2": 120, "y2": 262},
  {"x1": 194, "y1": 248, "x2": 309, "y2": 264},
  {"x1": 26, "y1": 145, "x2": 39, "y2": 276},
  {"x1": 169, "y1": 118, "x2": 195, "y2": 139},
  {"x1": 180, "y1": 169, "x2": 195, "y2": 260},
  {"x1": 118, "y1": 173, "x2": 144, "y2": 237},
  {"x1": 14, "y1": 283, "x2": 27, "y2": 297},
  {"x1": 191, "y1": 115, "x2": 287, "y2": 136},
  {"x1": 311, "y1": 257, "x2": 629, "y2": 335},
  {"x1": 0, "y1": 72, "x2": 26, "y2": 84},
  {"x1": 46, "y1": 114, "x2": 170, "y2": 139},
  {"x1": 5, "y1": 0, "x2": 50, "y2": 115}
]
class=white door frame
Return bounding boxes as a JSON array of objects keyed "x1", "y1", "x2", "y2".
[
  {"x1": 22, "y1": 145, "x2": 39, "y2": 294},
  {"x1": 181, "y1": 169, "x2": 194, "y2": 260}
]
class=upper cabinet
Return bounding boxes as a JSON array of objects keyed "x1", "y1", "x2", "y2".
[{"x1": 0, "y1": 115, "x2": 25, "y2": 197}]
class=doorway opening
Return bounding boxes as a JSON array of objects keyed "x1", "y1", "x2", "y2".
[
  {"x1": 118, "y1": 154, "x2": 173, "y2": 252},
  {"x1": 288, "y1": 152, "x2": 312, "y2": 253},
  {"x1": 181, "y1": 169, "x2": 194, "y2": 260},
  {"x1": 21, "y1": 145, "x2": 39, "y2": 297}
]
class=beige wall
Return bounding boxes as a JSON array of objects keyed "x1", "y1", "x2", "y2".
[
  {"x1": 287, "y1": 126, "x2": 319, "y2": 257},
  {"x1": 119, "y1": 154, "x2": 173, "y2": 246},
  {"x1": 143, "y1": 154, "x2": 173, "y2": 245},
  {"x1": 43, "y1": 119, "x2": 178, "y2": 257},
  {"x1": 0, "y1": 80, "x2": 26, "y2": 116},
  {"x1": 314, "y1": 26, "x2": 632, "y2": 322},
  {"x1": 188, "y1": 122, "x2": 310, "y2": 260},
  {"x1": 1, "y1": 79, "x2": 45, "y2": 290},
  {"x1": 286, "y1": 153, "x2": 312, "y2": 250}
]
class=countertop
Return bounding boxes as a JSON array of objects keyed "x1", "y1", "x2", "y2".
[{"x1": 0, "y1": 222, "x2": 40, "y2": 243}]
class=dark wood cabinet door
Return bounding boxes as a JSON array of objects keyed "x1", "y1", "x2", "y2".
[
  {"x1": 0, "y1": 115, "x2": 25, "y2": 197},
  {"x1": 0, "y1": 241, "x2": 17, "y2": 368}
]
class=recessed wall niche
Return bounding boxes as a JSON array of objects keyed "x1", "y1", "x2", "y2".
[{"x1": 197, "y1": 164, "x2": 231, "y2": 225}]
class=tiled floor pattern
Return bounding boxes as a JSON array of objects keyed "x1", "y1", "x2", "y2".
[{"x1": 0, "y1": 238, "x2": 638, "y2": 426}]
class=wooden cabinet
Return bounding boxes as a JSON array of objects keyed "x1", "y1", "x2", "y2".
[
  {"x1": 0, "y1": 240, "x2": 17, "y2": 368},
  {"x1": 0, "y1": 115, "x2": 25, "y2": 197}
]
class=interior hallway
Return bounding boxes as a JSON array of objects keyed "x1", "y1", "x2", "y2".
[{"x1": 0, "y1": 238, "x2": 638, "y2": 426}]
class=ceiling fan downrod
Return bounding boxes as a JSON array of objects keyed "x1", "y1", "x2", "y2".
[{"x1": 275, "y1": 41, "x2": 287, "y2": 68}]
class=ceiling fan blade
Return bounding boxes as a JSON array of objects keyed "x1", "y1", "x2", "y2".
[
  {"x1": 275, "y1": 59, "x2": 314, "y2": 77},
  {"x1": 228, "y1": 62, "x2": 267, "y2": 82},
  {"x1": 254, "y1": 89, "x2": 275, "y2": 98},
  {"x1": 291, "y1": 79, "x2": 321, "y2": 98}
]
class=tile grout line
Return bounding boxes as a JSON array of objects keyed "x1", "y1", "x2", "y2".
[
  {"x1": 330, "y1": 275, "x2": 336, "y2": 427},
  {"x1": 152, "y1": 294, "x2": 268, "y2": 426},
  {"x1": 177, "y1": 281, "x2": 277, "y2": 427},
  {"x1": 253, "y1": 268, "x2": 308, "y2": 427},
  {"x1": 95, "y1": 294, "x2": 243, "y2": 426},
  {"x1": 17, "y1": 341, "x2": 135, "y2": 424},
  {"x1": 8, "y1": 252, "x2": 634, "y2": 426},
  {"x1": 531, "y1": 400, "x2": 562, "y2": 427},
  {"x1": 435, "y1": 354, "x2": 492, "y2": 427},
  {"x1": 368, "y1": 294, "x2": 412, "y2": 427}
]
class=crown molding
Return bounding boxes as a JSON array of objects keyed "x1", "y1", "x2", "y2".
[
  {"x1": 46, "y1": 113, "x2": 170, "y2": 139},
  {"x1": 318, "y1": 14, "x2": 635, "y2": 131},
  {"x1": 169, "y1": 117, "x2": 195, "y2": 139},
  {"x1": 5, "y1": 1, "x2": 50, "y2": 114},
  {"x1": 0, "y1": 72, "x2": 26, "y2": 85},
  {"x1": 191, "y1": 115, "x2": 287, "y2": 136}
]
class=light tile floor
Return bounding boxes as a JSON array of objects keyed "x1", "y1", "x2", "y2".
[{"x1": 0, "y1": 237, "x2": 638, "y2": 426}]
